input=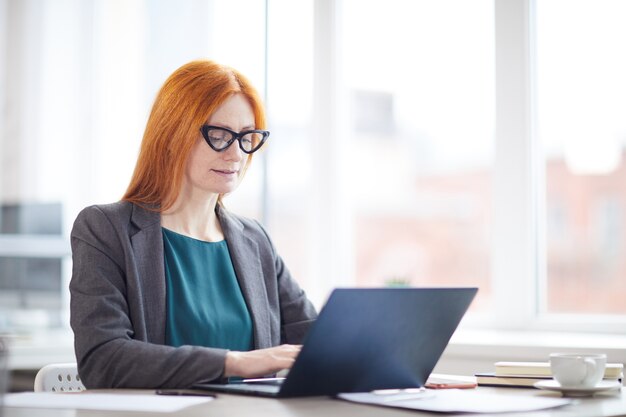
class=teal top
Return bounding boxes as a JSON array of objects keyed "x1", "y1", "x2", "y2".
[{"x1": 162, "y1": 228, "x2": 254, "y2": 351}]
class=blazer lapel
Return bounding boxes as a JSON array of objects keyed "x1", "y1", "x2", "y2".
[
  {"x1": 218, "y1": 207, "x2": 271, "y2": 349},
  {"x1": 129, "y1": 204, "x2": 167, "y2": 344}
]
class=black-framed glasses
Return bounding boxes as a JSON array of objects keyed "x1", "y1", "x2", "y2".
[{"x1": 200, "y1": 125, "x2": 269, "y2": 154}]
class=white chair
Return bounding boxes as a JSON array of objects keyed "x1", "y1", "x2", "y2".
[{"x1": 34, "y1": 363, "x2": 85, "y2": 392}]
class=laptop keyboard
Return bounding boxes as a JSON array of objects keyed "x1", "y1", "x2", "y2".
[{"x1": 224, "y1": 383, "x2": 281, "y2": 393}]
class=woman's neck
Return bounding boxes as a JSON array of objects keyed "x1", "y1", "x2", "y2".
[{"x1": 161, "y1": 193, "x2": 224, "y2": 242}]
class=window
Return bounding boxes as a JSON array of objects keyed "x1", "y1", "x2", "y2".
[
  {"x1": 342, "y1": 0, "x2": 495, "y2": 312},
  {"x1": 536, "y1": 0, "x2": 626, "y2": 315},
  {"x1": 265, "y1": 0, "x2": 496, "y2": 309},
  {"x1": 263, "y1": 0, "x2": 317, "y2": 295},
  {"x1": 2, "y1": 0, "x2": 625, "y2": 335}
]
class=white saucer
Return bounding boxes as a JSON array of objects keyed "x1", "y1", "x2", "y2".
[{"x1": 534, "y1": 380, "x2": 622, "y2": 397}]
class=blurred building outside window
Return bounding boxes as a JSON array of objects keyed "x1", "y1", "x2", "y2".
[
  {"x1": 536, "y1": 0, "x2": 626, "y2": 316},
  {"x1": 341, "y1": 0, "x2": 495, "y2": 312}
]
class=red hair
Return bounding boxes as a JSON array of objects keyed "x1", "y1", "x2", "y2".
[{"x1": 122, "y1": 60, "x2": 266, "y2": 212}]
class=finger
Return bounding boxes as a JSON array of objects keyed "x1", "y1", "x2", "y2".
[
  {"x1": 277, "y1": 345, "x2": 302, "y2": 358},
  {"x1": 278, "y1": 344, "x2": 302, "y2": 352}
]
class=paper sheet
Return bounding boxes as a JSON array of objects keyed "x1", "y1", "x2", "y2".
[
  {"x1": 338, "y1": 389, "x2": 572, "y2": 413},
  {"x1": 4, "y1": 392, "x2": 213, "y2": 413}
]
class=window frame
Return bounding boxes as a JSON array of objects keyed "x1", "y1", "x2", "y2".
[
  {"x1": 486, "y1": 0, "x2": 626, "y2": 333},
  {"x1": 310, "y1": 0, "x2": 626, "y2": 333}
]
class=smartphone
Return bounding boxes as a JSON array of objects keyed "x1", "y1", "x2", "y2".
[
  {"x1": 425, "y1": 381, "x2": 477, "y2": 389},
  {"x1": 425, "y1": 374, "x2": 477, "y2": 389}
]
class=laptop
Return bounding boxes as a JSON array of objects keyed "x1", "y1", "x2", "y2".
[{"x1": 194, "y1": 287, "x2": 477, "y2": 397}]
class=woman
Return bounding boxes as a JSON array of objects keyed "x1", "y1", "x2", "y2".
[{"x1": 70, "y1": 60, "x2": 317, "y2": 389}]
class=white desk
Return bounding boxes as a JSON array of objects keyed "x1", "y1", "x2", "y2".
[{"x1": 2, "y1": 387, "x2": 626, "y2": 417}]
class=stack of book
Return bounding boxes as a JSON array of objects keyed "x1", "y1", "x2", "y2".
[{"x1": 475, "y1": 361, "x2": 624, "y2": 388}]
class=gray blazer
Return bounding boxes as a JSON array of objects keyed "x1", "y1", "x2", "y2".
[{"x1": 69, "y1": 201, "x2": 317, "y2": 389}]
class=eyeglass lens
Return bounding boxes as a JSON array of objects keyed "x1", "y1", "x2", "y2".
[{"x1": 203, "y1": 127, "x2": 267, "y2": 153}]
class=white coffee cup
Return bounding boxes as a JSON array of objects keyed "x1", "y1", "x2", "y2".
[{"x1": 549, "y1": 353, "x2": 607, "y2": 388}]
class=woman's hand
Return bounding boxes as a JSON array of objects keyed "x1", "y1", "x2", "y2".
[{"x1": 224, "y1": 344, "x2": 302, "y2": 378}]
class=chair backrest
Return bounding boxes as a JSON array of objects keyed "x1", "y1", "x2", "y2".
[{"x1": 34, "y1": 363, "x2": 85, "y2": 392}]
